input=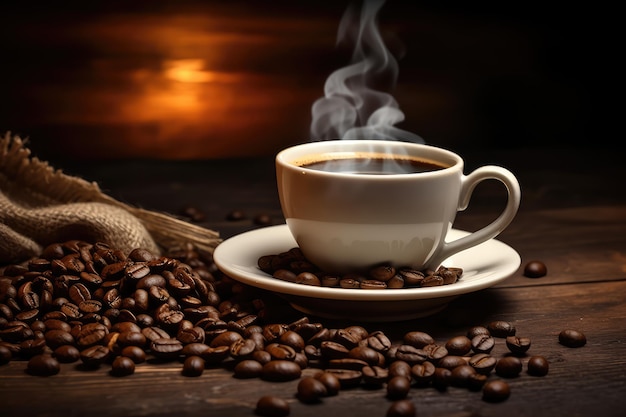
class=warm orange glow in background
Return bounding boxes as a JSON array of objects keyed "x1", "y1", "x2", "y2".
[{"x1": 0, "y1": 2, "x2": 596, "y2": 161}]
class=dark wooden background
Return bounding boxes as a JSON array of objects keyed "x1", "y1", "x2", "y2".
[{"x1": 1, "y1": 1, "x2": 624, "y2": 416}]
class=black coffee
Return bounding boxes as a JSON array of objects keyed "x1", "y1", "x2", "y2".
[{"x1": 300, "y1": 156, "x2": 448, "y2": 175}]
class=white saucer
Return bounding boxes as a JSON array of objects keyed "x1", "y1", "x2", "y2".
[{"x1": 213, "y1": 225, "x2": 521, "y2": 322}]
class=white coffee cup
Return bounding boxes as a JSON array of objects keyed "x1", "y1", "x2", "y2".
[{"x1": 276, "y1": 140, "x2": 521, "y2": 274}]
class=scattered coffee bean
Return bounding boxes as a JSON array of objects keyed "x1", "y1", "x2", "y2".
[
  {"x1": 111, "y1": 356, "x2": 136, "y2": 377},
  {"x1": 527, "y1": 355, "x2": 550, "y2": 376},
  {"x1": 234, "y1": 359, "x2": 263, "y2": 379},
  {"x1": 449, "y1": 365, "x2": 477, "y2": 388},
  {"x1": 182, "y1": 355, "x2": 205, "y2": 377},
  {"x1": 559, "y1": 329, "x2": 587, "y2": 348},
  {"x1": 495, "y1": 356, "x2": 523, "y2": 378},
  {"x1": 468, "y1": 353, "x2": 497, "y2": 375},
  {"x1": 53, "y1": 345, "x2": 81, "y2": 363},
  {"x1": 261, "y1": 360, "x2": 302, "y2": 382},
  {"x1": 523, "y1": 261, "x2": 547, "y2": 278},
  {"x1": 258, "y1": 249, "x2": 462, "y2": 289},
  {"x1": 315, "y1": 372, "x2": 341, "y2": 396},
  {"x1": 445, "y1": 335, "x2": 472, "y2": 356},
  {"x1": 255, "y1": 395, "x2": 290, "y2": 417},
  {"x1": 27, "y1": 354, "x2": 60, "y2": 376},
  {"x1": 471, "y1": 334, "x2": 495, "y2": 354},
  {"x1": 487, "y1": 321, "x2": 516, "y2": 338},
  {"x1": 482, "y1": 379, "x2": 511, "y2": 402},
  {"x1": 0, "y1": 239, "x2": 567, "y2": 413},
  {"x1": 506, "y1": 336, "x2": 531, "y2": 355},
  {"x1": 387, "y1": 376, "x2": 411, "y2": 400},
  {"x1": 386, "y1": 399, "x2": 416, "y2": 417},
  {"x1": 297, "y1": 376, "x2": 328, "y2": 403}
]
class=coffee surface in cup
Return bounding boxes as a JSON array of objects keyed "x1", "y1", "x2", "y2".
[{"x1": 298, "y1": 155, "x2": 448, "y2": 175}]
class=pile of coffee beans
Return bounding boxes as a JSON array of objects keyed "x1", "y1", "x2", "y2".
[
  {"x1": 258, "y1": 248, "x2": 463, "y2": 289},
  {"x1": 0, "y1": 241, "x2": 585, "y2": 417}
]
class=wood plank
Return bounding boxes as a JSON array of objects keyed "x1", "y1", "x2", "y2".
[{"x1": 1, "y1": 280, "x2": 624, "y2": 417}]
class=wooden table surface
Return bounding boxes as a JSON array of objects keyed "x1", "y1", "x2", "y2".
[{"x1": 1, "y1": 145, "x2": 625, "y2": 417}]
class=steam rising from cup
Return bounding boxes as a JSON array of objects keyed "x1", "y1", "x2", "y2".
[{"x1": 310, "y1": 0, "x2": 423, "y2": 143}]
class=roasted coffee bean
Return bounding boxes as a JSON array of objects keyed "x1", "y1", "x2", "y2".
[
  {"x1": 527, "y1": 355, "x2": 550, "y2": 376},
  {"x1": 495, "y1": 356, "x2": 523, "y2": 378},
  {"x1": 118, "y1": 331, "x2": 147, "y2": 348},
  {"x1": 44, "y1": 319, "x2": 72, "y2": 333},
  {"x1": 421, "y1": 274, "x2": 444, "y2": 287},
  {"x1": 506, "y1": 336, "x2": 531, "y2": 355},
  {"x1": 339, "y1": 278, "x2": 360, "y2": 289},
  {"x1": 369, "y1": 265, "x2": 396, "y2": 282},
  {"x1": 120, "y1": 345, "x2": 146, "y2": 364},
  {"x1": 80, "y1": 345, "x2": 110, "y2": 368},
  {"x1": 360, "y1": 279, "x2": 387, "y2": 289},
  {"x1": 438, "y1": 355, "x2": 468, "y2": 370},
  {"x1": 321, "y1": 275, "x2": 340, "y2": 287},
  {"x1": 468, "y1": 353, "x2": 497, "y2": 375},
  {"x1": 141, "y1": 326, "x2": 170, "y2": 343},
  {"x1": 233, "y1": 359, "x2": 263, "y2": 378},
  {"x1": 362, "y1": 365, "x2": 389, "y2": 385},
  {"x1": 295, "y1": 272, "x2": 321, "y2": 286},
  {"x1": 449, "y1": 365, "x2": 477, "y2": 388},
  {"x1": 523, "y1": 260, "x2": 547, "y2": 278},
  {"x1": 75, "y1": 323, "x2": 108, "y2": 348},
  {"x1": 230, "y1": 338, "x2": 256, "y2": 359},
  {"x1": 111, "y1": 356, "x2": 135, "y2": 377},
  {"x1": 388, "y1": 360, "x2": 412, "y2": 378},
  {"x1": 320, "y1": 340, "x2": 350, "y2": 359},
  {"x1": 273, "y1": 269, "x2": 297, "y2": 283},
  {"x1": 395, "y1": 344, "x2": 427, "y2": 365},
  {"x1": 487, "y1": 320, "x2": 516, "y2": 338},
  {"x1": 255, "y1": 395, "x2": 290, "y2": 417},
  {"x1": 210, "y1": 330, "x2": 243, "y2": 348},
  {"x1": 397, "y1": 269, "x2": 424, "y2": 286},
  {"x1": 327, "y1": 358, "x2": 369, "y2": 371},
  {"x1": 263, "y1": 323, "x2": 289, "y2": 342},
  {"x1": 348, "y1": 345, "x2": 380, "y2": 366},
  {"x1": 45, "y1": 329, "x2": 75, "y2": 350},
  {"x1": 422, "y1": 343, "x2": 448, "y2": 361},
  {"x1": 467, "y1": 373, "x2": 488, "y2": 391},
  {"x1": 432, "y1": 367, "x2": 452, "y2": 390},
  {"x1": 387, "y1": 376, "x2": 411, "y2": 400},
  {"x1": 27, "y1": 354, "x2": 60, "y2": 376},
  {"x1": 279, "y1": 330, "x2": 305, "y2": 351},
  {"x1": 181, "y1": 355, "x2": 205, "y2": 377},
  {"x1": 266, "y1": 343, "x2": 297, "y2": 361},
  {"x1": 202, "y1": 345, "x2": 230, "y2": 364},
  {"x1": 325, "y1": 368, "x2": 362, "y2": 388},
  {"x1": 558, "y1": 329, "x2": 587, "y2": 347},
  {"x1": 177, "y1": 326, "x2": 205, "y2": 345},
  {"x1": 53, "y1": 345, "x2": 80, "y2": 363},
  {"x1": 410, "y1": 361, "x2": 436, "y2": 385},
  {"x1": 150, "y1": 338, "x2": 183, "y2": 360},
  {"x1": 363, "y1": 330, "x2": 392, "y2": 352},
  {"x1": 333, "y1": 328, "x2": 362, "y2": 348},
  {"x1": 403, "y1": 331, "x2": 434, "y2": 348},
  {"x1": 471, "y1": 334, "x2": 495, "y2": 354},
  {"x1": 313, "y1": 372, "x2": 340, "y2": 396},
  {"x1": 482, "y1": 379, "x2": 511, "y2": 402},
  {"x1": 261, "y1": 360, "x2": 301, "y2": 382},
  {"x1": 386, "y1": 399, "x2": 416, "y2": 417},
  {"x1": 297, "y1": 376, "x2": 328, "y2": 403},
  {"x1": 445, "y1": 335, "x2": 472, "y2": 356}
]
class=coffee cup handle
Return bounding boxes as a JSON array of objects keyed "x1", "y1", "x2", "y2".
[{"x1": 426, "y1": 165, "x2": 521, "y2": 270}]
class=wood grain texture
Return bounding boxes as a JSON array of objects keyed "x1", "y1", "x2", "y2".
[{"x1": 1, "y1": 151, "x2": 625, "y2": 417}]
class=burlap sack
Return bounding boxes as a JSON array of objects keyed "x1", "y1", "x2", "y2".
[{"x1": 0, "y1": 133, "x2": 221, "y2": 264}]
